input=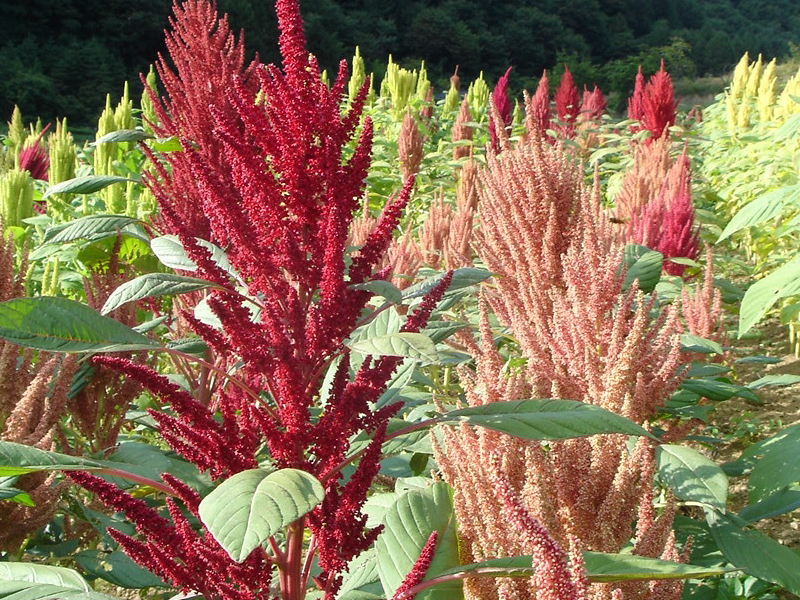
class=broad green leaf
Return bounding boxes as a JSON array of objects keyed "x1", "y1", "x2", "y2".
[
  {"x1": 42, "y1": 215, "x2": 147, "y2": 244},
  {"x1": 339, "y1": 548, "x2": 382, "y2": 600},
  {"x1": 94, "y1": 129, "x2": 154, "y2": 143},
  {"x1": 0, "y1": 487, "x2": 34, "y2": 505},
  {"x1": 424, "y1": 320, "x2": 467, "y2": 344},
  {"x1": 680, "y1": 378, "x2": 757, "y2": 402},
  {"x1": 746, "y1": 374, "x2": 800, "y2": 389},
  {"x1": 198, "y1": 468, "x2": 324, "y2": 563},
  {"x1": 622, "y1": 244, "x2": 663, "y2": 293},
  {"x1": 0, "y1": 441, "x2": 116, "y2": 477},
  {"x1": 718, "y1": 185, "x2": 800, "y2": 242},
  {"x1": 0, "y1": 297, "x2": 157, "y2": 353},
  {"x1": 150, "y1": 235, "x2": 237, "y2": 279},
  {"x1": 74, "y1": 550, "x2": 165, "y2": 589},
  {"x1": 348, "y1": 307, "x2": 403, "y2": 344},
  {"x1": 150, "y1": 136, "x2": 183, "y2": 152},
  {"x1": 348, "y1": 332, "x2": 438, "y2": 363},
  {"x1": 584, "y1": 552, "x2": 733, "y2": 582},
  {"x1": 739, "y1": 486, "x2": 800, "y2": 522},
  {"x1": 402, "y1": 268, "x2": 490, "y2": 299},
  {"x1": 441, "y1": 399, "x2": 655, "y2": 441},
  {"x1": 101, "y1": 273, "x2": 216, "y2": 314},
  {"x1": 657, "y1": 445, "x2": 728, "y2": 510},
  {"x1": 375, "y1": 482, "x2": 460, "y2": 600},
  {"x1": 679, "y1": 334, "x2": 724, "y2": 354},
  {"x1": 0, "y1": 563, "x2": 90, "y2": 591},
  {"x1": 0, "y1": 581, "x2": 116, "y2": 600},
  {"x1": 748, "y1": 434, "x2": 800, "y2": 502},
  {"x1": 739, "y1": 256, "x2": 800, "y2": 336},
  {"x1": 707, "y1": 510, "x2": 800, "y2": 595},
  {"x1": 349, "y1": 280, "x2": 403, "y2": 304},
  {"x1": 430, "y1": 552, "x2": 731, "y2": 583},
  {"x1": 43, "y1": 176, "x2": 135, "y2": 198}
]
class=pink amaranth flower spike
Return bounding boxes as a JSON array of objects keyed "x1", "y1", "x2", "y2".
[
  {"x1": 628, "y1": 146, "x2": 699, "y2": 274},
  {"x1": 579, "y1": 85, "x2": 606, "y2": 122},
  {"x1": 627, "y1": 66, "x2": 646, "y2": 123},
  {"x1": 524, "y1": 71, "x2": 552, "y2": 142}
]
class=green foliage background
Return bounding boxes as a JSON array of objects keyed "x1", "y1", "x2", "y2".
[{"x1": 1, "y1": 0, "x2": 800, "y2": 125}]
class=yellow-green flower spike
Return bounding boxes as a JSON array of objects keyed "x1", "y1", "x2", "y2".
[
  {"x1": 0, "y1": 169, "x2": 34, "y2": 229},
  {"x1": 443, "y1": 85, "x2": 460, "y2": 114},
  {"x1": 140, "y1": 65, "x2": 159, "y2": 133},
  {"x1": 348, "y1": 47, "x2": 367, "y2": 103},
  {"x1": 730, "y1": 53, "x2": 750, "y2": 100}
]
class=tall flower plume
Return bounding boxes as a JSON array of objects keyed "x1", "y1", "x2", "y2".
[
  {"x1": 627, "y1": 61, "x2": 678, "y2": 142},
  {"x1": 490, "y1": 67, "x2": 513, "y2": 151},
  {"x1": 435, "y1": 133, "x2": 687, "y2": 600},
  {"x1": 525, "y1": 71, "x2": 551, "y2": 140},
  {"x1": 72, "y1": 1, "x2": 451, "y2": 598},
  {"x1": 554, "y1": 66, "x2": 580, "y2": 138}
]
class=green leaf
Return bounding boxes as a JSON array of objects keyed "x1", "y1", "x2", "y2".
[
  {"x1": 738, "y1": 486, "x2": 800, "y2": 522},
  {"x1": 150, "y1": 235, "x2": 236, "y2": 278},
  {"x1": 348, "y1": 332, "x2": 439, "y2": 363},
  {"x1": 707, "y1": 510, "x2": 800, "y2": 595},
  {"x1": 150, "y1": 137, "x2": 183, "y2": 152},
  {"x1": 739, "y1": 256, "x2": 800, "y2": 337},
  {"x1": 0, "y1": 297, "x2": 157, "y2": 353},
  {"x1": 94, "y1": 129, "x2": 154, "y2": 143},
  {"x1": 74, "y1": 550, "x2": 165, "y2": 589},
  {"x1": 375, "y1": 482, "x2": 460, "y2": 600},
  {"x1": 430, "y1": 552, "x2": 731, "y2": 583},
  {"x1": 101, "y1": 273, "x2": 215, "y2": 315},
  {"x1": 0, "y1": 582, "x2": 116, "y2": 600},
  {"x1": 657, "y1": 445, "x2": 728, "y2": 510},
  {"x1": 43, "y1": 176, "x2": 135, "y2": 198},
  {"x1": 718, "y1": 185, "x2": 800, "y2": 242},
  {"x1": 679, "y1": 334, "x2": 724, "y2": 354},
  {"x1": 0, "y1": 441, "x2": 110, "y2": 477},
  {"x1": 680, "y1": 378, "x2": 757, "y2": 402},
  {"x1": 339, "y1": 548, "x2": 382, "y2": 600},
  {"x1": 583, "y1": 552, "x2": 733, "y2": 582},
  {"x1": 42, "y1": 215, "x2": 147, "y2": 244},
  {"x1": 402, "y1": 268, "x2": 490, "y2": 299},
  {"x1": 441, "y1": 399, "x2": 655, "y2": 441},
  {"x1": 622, "y1": 244, "x2": 663, "y2": 293},
  {"x1": 198, "y1": 468, "x2": 324, "y2": 563},
  {"x1": 0, "y1": 563, "x2": 90, "y2": 591},
  {"x1": 0, "y1": 487, "x2": 34, "y2": 506},
  {"x1": 746, "y1": 374, "x2": 800, "y2": 389},
  {"x1": 349, "y1": 280, "x2": 403, "y2": 304},
  {"x1": 748, "y1": 433, "x2": 800, "y2": 503}
]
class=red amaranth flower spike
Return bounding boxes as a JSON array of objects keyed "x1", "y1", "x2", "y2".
[
  {"x1": 554, "y1": 66, "x2": 580, "y2": 138},
  {"x1": 18, "y1": 125, "x2": 51, "y2": 181},
  {"x1": 628, "y1": 61, "x2": 678, "y2": 142},
  {"x1": 490, "y1": 67, "x2": 513, "y2": 151},
  {"x1": 391, "y1": 531, "x2": 439, "y2": 600}
]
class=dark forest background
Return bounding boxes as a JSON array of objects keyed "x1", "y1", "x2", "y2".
[{"x1": 1, "y1": 0, "x2": 799, "y2": 126}]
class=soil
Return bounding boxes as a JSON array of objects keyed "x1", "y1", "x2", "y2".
[{"x1": 706, "y1": 318, "x2": 800, "y2": 553}]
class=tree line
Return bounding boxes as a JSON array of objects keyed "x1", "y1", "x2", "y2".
[{"x1": 1, "y1": 0, "x2": 798, "y2": 126}]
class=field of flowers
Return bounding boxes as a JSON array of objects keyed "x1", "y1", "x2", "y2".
[{"x1": 0, "y1": 1, "x2": 799, "y2": 600}]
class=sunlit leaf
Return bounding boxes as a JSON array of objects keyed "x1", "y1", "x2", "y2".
[
  {"x1": 0, "y1": 297, "x2": 157, "y2": 353},
  {"x1": 657, "y1": 445, "x2": 728, "y2": 509},
  {"x1": 198, "y1": 468, "x2": 324, "y2": 563},
  {"x1": 441, "y1": 399, "x2": 655, "y2": 440},
  {"x1": 43, "y1": 176, "x2": 135, "y2": 198},
  {"x1": 101, "y1": 273, "x2": 215, "y2": 314}
]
